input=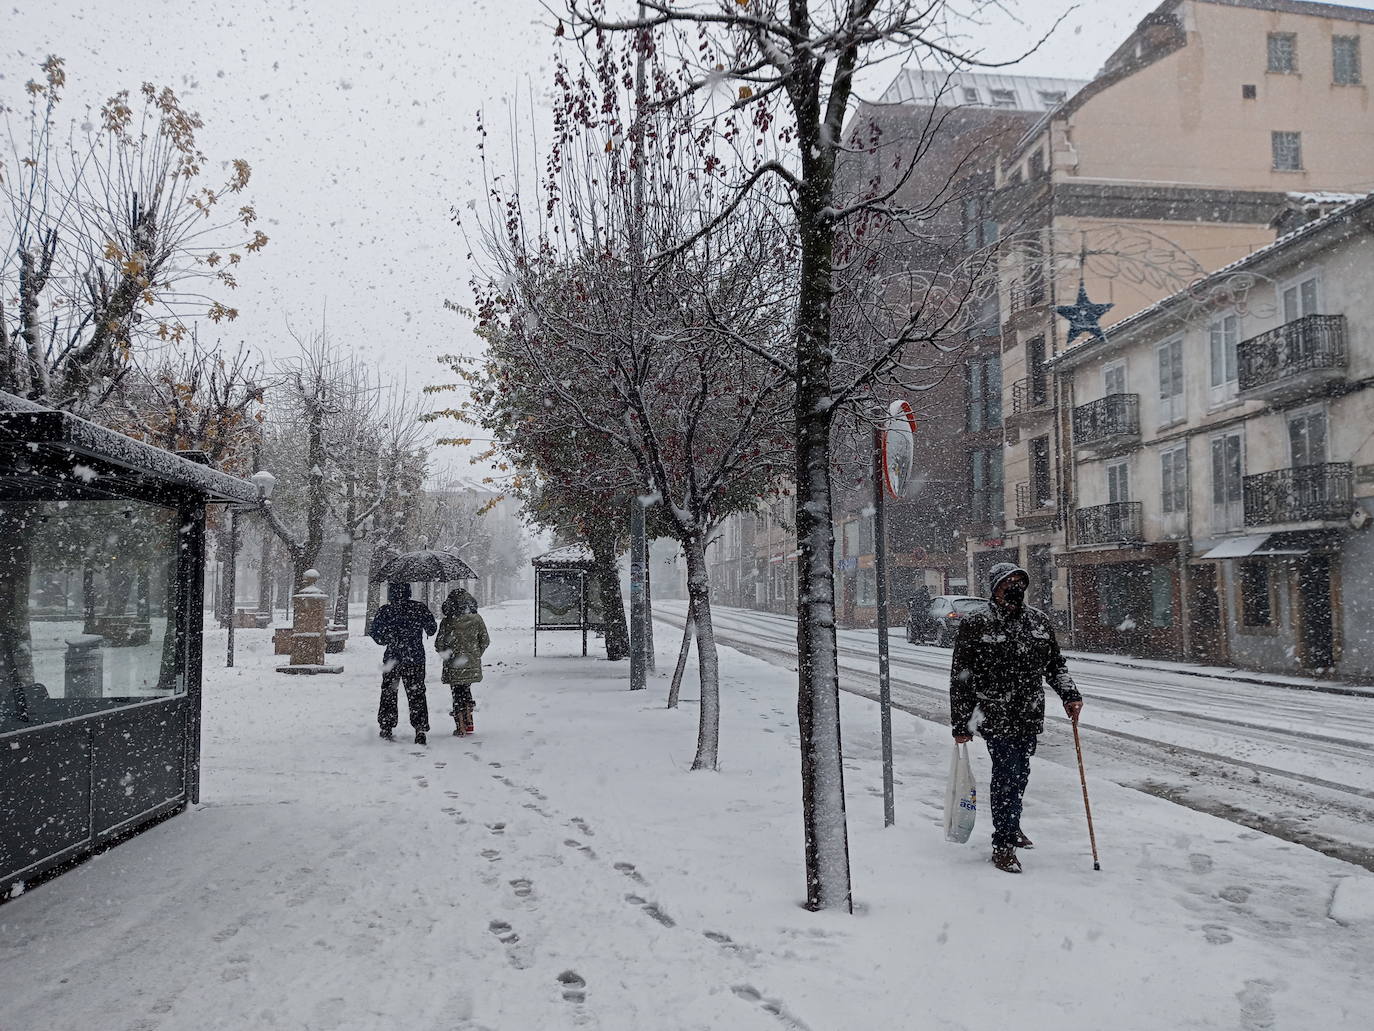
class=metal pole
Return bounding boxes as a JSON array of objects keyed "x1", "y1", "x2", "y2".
[
  {"x1": 226, "y1": 507, "x2": 238, "y2": 668},
  {"x1": 874, "y1": 426, "x2": 895, "y2": 827},
  {"x1": 630, "y1": 501, "x2": 647, "y2": 690}
]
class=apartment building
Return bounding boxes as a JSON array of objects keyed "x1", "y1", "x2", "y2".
[
  {"x1": 828, "y1": 69, "x2": 1086, "y2": 627},
  {"x1": 1049, "y1": 194, "x2": 1374, "y2": 676},
  {"x1": 976, "y1": 0, "x2": 1374, "y2": 623}
]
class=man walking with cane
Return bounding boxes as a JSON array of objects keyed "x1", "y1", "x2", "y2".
[{"x1": 950, "y1": 563, "x2": 1084, "y2": 873}]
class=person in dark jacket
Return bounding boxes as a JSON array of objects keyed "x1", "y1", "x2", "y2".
[
  {"x1": 906, "y1": 585, "x2": 937, "y2": 643},
  {"x1": 950, "y1": 562, "x2": 1084, "y2": 873},
  {"x1": 369, "y1": 581, "x2": 438, "y2": 744},
  {"x1": 435, "y1": 588, "x2": 490, "y2": 736}
]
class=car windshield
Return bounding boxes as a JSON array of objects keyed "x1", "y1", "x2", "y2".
[{"x1": 953, "y1": 599, "x2": 990, "y2": 614}]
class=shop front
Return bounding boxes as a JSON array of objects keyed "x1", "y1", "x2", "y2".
[{"x1": 1059, "y1": 543, "x2": 1184, "y2": 660}]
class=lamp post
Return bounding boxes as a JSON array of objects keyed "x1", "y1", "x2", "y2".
[{"x1": 227, "y1": 471, "x2": 277, "y2": 668}]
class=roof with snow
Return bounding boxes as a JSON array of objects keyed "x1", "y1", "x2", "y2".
[
  {"x1": 531, "y1": 544, "x2": 596, "y2": 569},
  {"x1": 877, "y1": 69, "x2": 1087, "y2": 113},
  {"x1": 1048, "y1": 191, "x2": 1374, "y2": 371},
  {"x1": 0, "y1": 391, "x2": 258, "y2": 504}
]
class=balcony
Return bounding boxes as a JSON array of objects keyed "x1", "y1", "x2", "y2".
[
  {"x1": 1237, "y1": 314, "x2": 1347, "y2": 403},
  {"x1": 1243, "y1": 463, "x2": 1353, "y2": 528},
  {"x1": 1072, "y1": 393, "x2": 1140, "y2": 456},
  {"x1": 1074, "y1": 502, "x2": 1143, "y2": 547},
  {"x1": 1007, "y1": 377, "x2": 1053, "y2": 428},
  {"x1": 1003, "y1": 278, "x2": 1049, "y2": 331},
  {"x1": 1015, "y1": 481, "x2": 1057, "y2": 528}
]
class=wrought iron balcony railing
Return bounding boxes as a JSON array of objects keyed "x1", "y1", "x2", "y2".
[
  {"x1": 1074, "y1": 502, "x2": 1143, "y2": 546},
  {"x1": 1010, "y1": 377, "x2": 1052, "y2": 423},
  {"x1": 1237, "y1": 314, "x2": 1347, "y2": 399},
  {"x1": 1072, "y1": 393, "x2": 1140, "y2": 452},
  {"x1": 1015, "y1": 481, "x2": 1056, "y2": 527},
  {"x1": 1243, "y1": 463, "x2": 1353, "y2": 526}
]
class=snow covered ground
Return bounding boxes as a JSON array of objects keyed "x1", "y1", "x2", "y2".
[{"x1": 2, "y1": 600, "x2": 1372, "y2": 1030}]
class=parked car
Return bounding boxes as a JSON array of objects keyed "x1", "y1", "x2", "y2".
[{"x1": 906, "y1": 595, "x2": 991, "y2": 648}]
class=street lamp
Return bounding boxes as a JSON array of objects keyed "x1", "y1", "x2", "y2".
[{"x1": 227, "y1": 470, "x2": 277, "y2": 668}]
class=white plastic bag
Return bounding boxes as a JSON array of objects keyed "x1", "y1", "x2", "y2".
[{"x1": 943, "y1": 742, "x2": 978, "y2": 844}]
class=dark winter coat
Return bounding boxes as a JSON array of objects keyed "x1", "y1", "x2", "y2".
[
  {"x1": 369, "y1": 582, "x2": 437, "y2": 667},
  {"x1": 949, "y1": 604, "x2": 1081, "y2": 740}
]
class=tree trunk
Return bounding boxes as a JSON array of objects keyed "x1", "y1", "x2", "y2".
[
  {"x1": 667, "y1": 607, "x2": 693, "y2": 710},
  {"x1": 589, "y1": 526, "x2": 629, "y2": 661},
  {"x1": 0, "y1": 505, "x2": 38, "y2": 702},
  {"x1": 792, "y1": 170, "x2": 853, "y2": 910},
  {"x1": 683, "y1": 533, "x2": 720, "y2": 771},
  {"x1": 257, "y1": 528, "x2": 274, "y2": 615},
  {"x1": 334, "y1": 481, "x2": 356, "y2": 630}
]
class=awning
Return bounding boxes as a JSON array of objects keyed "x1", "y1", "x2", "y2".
[
  {"x1": 1198, "y1": 531, "x2": 1328, "y2": 560},
  {"x1": 1198, "y1": 534, "x2": 1272, "y2": 559}
]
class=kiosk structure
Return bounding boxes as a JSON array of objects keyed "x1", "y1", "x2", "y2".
[
  {"x1": 0, "y1": 393, "x2": 255, "y2": 897},
  {"x1": 531, "y1": 545, "x2": 605, "y2": 656}
]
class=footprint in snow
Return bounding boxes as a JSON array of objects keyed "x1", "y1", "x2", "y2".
[
  {"x1": 614, "y1": 861, "x2": 647, "y2": 884},
  {"x1": 1203, "y1": 924, "x2": 1234, "y2": 945},
  {"x1": 481, "y1": 849, "x2": 502, "y2": 862},
  {"x1": 509, "y1": 877, "x2": 534, "y2": 899},
  {"x1": 486, "y1": 822, "x2": 506, "y2": 836},
  {"x1": 624, "y1": 893, "x2": 675, "y2": 927},
  {"x1": 564, "y1": 838, "x2": 598, "y2": 860},
  {"x1": 557, "y1": 970, "x2": 587, "y2": 1004},
  {"x1": 1219, "y1": 886, "x2": 1252, "y2": 904},
  {"x1": 433, "y1": 761, "x2": 447, "y2": 769},
  {"x1": 570, "y1": 817, "x2": 594, "y2": 837},
  {"x1": 1188, "y1": 853, "x2": 1214, "y2": 875},
  {"x1": 488, "y1": 919, "x2": 518, "y2": 944},
  {"x1": 413, "y1": 776, "x2": 429, "y2": 789}
]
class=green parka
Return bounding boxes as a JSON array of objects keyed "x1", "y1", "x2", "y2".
[{"x1": 435, "y1": 611, "x2": 490, "y2": 686}]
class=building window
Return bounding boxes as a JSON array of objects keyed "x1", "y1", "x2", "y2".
[
  {"x1": 1287, "y1": 407, "x2": 1328, "y2": 467},
  {"x1": 1106, "y1": 460, "x2": 1130, "y2": 504},
  {"x1": 990, "y1": 88, "x2": 1017, "y2": 108},
  {"x1": 1272, "y1": 131, "x2": 1303, "y2": 171},
  {"x1": 1028, "y1": 148, "x2": 1046, "y2": 180},
  {"x1": 1239, "y1": 560, "x2": 1273, "y2": 627},
  {"x1": 1161, "y1": 445, "x2": 1188, "y2": 515},
  {"x1": 1032, "y1": 435, "x2": 1053, "y2": 506},
  {"x1": 1211, "y1": 431, "x2": 1245, "y2": 530},
  {"x1": 1157, "y1": 337, "x2": 1185, "y2": 427},
  {"x1": 966, "y1": 354, "x2": 1002, "y2": 431},
  {"x1": 856, "y1": 568, "x2": 877, "y2": 607},
  {"x1": 1104, "y1": 361, "x2": 1127, "y2": 397},
  {"x1": 1281, "y1": 272, "x2": 1320, "y2": 320},
  {"x1": 970, "y1": 447, "x2": 1004, "y2": 526},
  {"x1": 1098, "y1": 573, "x2": 1132, "y2": 631},
  {"x1": 1333, "y1": 35, "x2": 1361, "y2": 85},
  {"x1": 961, "y1": 194, "x2": 997, "y2": 251},
  {"x1": 1242, "y1": 83, "x2": 1258, "y2": 99},
  {"x1": 962, "y1": 86, "x2": 981, "y2": 104},
  {"x1": 1027, "y1": 335, "x2": 1048, "y2": 405},
  {"x1": 1267, "y1": 33, "x2": 1297, "y2": 74},
  {"x1": 1209, "y1": 313, "x2": 1239, "y2": 406},
  {"x1": 1038, "y1": 90, "x2": 1066, "y2": 108},
  {"x1": 1151, "y1": 565, "x2": 1174, "y2": 628}
]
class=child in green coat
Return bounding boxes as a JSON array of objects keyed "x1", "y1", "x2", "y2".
[{"x1": 435, "y1": 588, "x2": 491, "y2": 736}]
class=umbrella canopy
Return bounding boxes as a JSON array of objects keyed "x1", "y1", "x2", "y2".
[{"x1": 378, "y1": 550, "x2": 478, "y2": 583}]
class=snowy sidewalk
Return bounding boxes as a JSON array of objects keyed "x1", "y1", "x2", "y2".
[{"x1": 2, "y1": 601, "x2": 1373, "y2": 1031}]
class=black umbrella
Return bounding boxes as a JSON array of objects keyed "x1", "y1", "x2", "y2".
[{"x1": 378, "y1": 550, "x2": 478, "y2": 582}]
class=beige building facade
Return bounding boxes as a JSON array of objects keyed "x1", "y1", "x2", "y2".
[
  {"x1": 1050, "y1": 194, "x2": 1374, "y2": 676},
  {"x1": 975, "y1": 0, "x2": 1374, "y2": 625}
]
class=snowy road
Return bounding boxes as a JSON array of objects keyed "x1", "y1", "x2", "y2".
[{"x1": 656, "y1": 603, "x2": 1374, "y2": 872}]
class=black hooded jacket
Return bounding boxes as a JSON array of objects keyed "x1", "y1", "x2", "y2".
[
  {"x1": 949, "y1": 564, "x2": 1081, "y2": 739},
  {"x1": 369, "y1": 582, "x2": 437, "y2": 666}
]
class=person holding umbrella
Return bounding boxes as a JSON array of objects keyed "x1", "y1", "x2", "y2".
[
  {"x1": 949, "y1": 562, "x2": 1084, "y2": 873},
  {"x1": 435, "y1": 587, "x2": 490, "y2": 736},
  {"x1": 369, "y1": 581, "x2": 438, "y2": 744}
]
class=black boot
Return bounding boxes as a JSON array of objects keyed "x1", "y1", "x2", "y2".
[
  {"x1": 379, "y1": 727, "x2": 394, "y2": 741},
  {"x1": 414, "y1": 730, "x2": 427, "y2": 746}
]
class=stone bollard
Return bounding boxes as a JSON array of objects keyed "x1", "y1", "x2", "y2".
[{"x1": 289, "y1": 569, "x2": 328, "y2": 667}]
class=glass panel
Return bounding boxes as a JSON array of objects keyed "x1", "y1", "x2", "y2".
[
  {"x1": 1301, "y1": 277, "x2": 1318, "y2": 315},
  {"x1": 1, "y1": 499, "x2": 182, "y2": 733},
  {"x1": 986, "y1": 358, "x2": 1002, "y2": 427},
  {"x1": 1151, "y1": 566, "x2": 1174, "y2": 628}
]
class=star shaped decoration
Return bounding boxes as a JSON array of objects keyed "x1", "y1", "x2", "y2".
[{"x1": 1055, "y1": 282, "x2": 1113, "y2": 346}]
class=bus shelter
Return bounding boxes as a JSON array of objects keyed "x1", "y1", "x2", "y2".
[
  {"x1": 0, "y1": 393, "x2": 255, "y2": 897},
  {"x1": 531, "y1": 545, "x2": 605, "y2": 656}
]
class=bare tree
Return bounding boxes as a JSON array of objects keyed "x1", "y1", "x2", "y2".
[{"x1": 562, "y1": 0, "x2": 1056, "y2": 910}]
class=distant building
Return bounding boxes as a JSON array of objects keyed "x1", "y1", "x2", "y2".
[{"x1": 1049, "y1": 193, "x2": 1374, "y2": 676}]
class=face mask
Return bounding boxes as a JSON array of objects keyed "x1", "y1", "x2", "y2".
[{"x1": 1000, "y1": 584, "x2": 1026, "y2": 608}]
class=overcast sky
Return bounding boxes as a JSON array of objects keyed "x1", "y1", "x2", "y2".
[{"x1": 5, "y1": 0, "x2": 1164, "y2": 446}]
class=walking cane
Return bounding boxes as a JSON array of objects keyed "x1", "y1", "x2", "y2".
[{"x1": 1071, "y1": 716, "x2": 1101, "y2": 871}]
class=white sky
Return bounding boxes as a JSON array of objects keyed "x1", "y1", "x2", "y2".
[{"x1": 5, "y1": 0, "x2": 1162, "y2": 422}]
